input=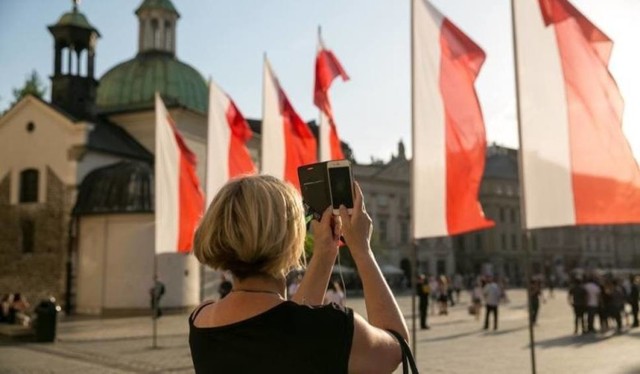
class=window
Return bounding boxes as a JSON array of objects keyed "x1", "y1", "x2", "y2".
[
  {"x1": 511, "y1": 234, "x2": 517, "y2": 250},
  {"x1": 377, "y1": 194, "x2": 388, "y2": 207},
  {"x1": 151, "y1": 19, "x2": 160, "y2": 48},
  {"x1": 511, "y1": 209, "x2": 517, "y2": 223},
  {"x1": 499, "y1": 207, "x2": 505, "y2": 222},
  {"x1": 164, "y1": 21, "x2": 172, "y2": 50},
  {"x1": 379, "y1": 219, "x2": 388, "y2": 242},
  {"x1": 21, "y1": 220, "x2": 34, "y2": 254},
  {"x1": 501, "y1": 234, "x2": 507, "y2": 250},
  {"x1": 19, "y1": 169, "x2": 39, "y2": 203},
  {"x1": 400, "y1": 221, "x2": 408, "y2": 244}
]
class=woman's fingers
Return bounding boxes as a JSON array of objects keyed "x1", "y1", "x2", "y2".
[{"x1": 353, "y1": 181, "x2": 365, "y2": 213}]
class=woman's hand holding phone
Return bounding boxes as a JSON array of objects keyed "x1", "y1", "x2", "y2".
[
  {"x1": 338, "y1": 182, "x2": 372, "y2": 254},
  {"x1": 310, "y1": 207, "x2": 341, "y2": 259}
]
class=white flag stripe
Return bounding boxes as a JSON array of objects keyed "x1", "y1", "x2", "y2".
[
  {"x1": 412, "y1": 0, "x2": 447, "y2": 238},
  {"x1": 154, "y1": 94, "x2": 180, "y2": 254},
  {"x1": 206, "y1": 82, "x2": 231, "y2": 206},
  {"x1": 515, "y1": 0, "x2": 576, "y2": 228},
  {"x1": 319, "y1": 112, "x2": 331, "y2": 162},
  {"x1": 261, "y1": 59, "x2": 286, "y2": 179}
]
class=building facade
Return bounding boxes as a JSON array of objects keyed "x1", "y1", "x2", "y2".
[{"x1": 355, "y1": 144, "x2": 640, "y2": 284}]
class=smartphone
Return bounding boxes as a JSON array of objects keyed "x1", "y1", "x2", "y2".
[
  {"x1": 297, "y1": 161, "x2": 331, "y2": 220},
  {"x1": 327, "y1": 160, "x2": 354, "y2": 215}
]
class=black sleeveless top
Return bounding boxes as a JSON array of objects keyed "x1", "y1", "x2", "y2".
[{"x1": 189, "y1": 301, "x2": 354, "y2": 373}]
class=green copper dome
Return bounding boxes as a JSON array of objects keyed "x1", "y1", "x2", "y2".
[
  {"x1": 136, "y1": 0, "x2": 180, "y2": 16},
  {"x1": 53, "y1": 9, "x2": 98, "y2": 32},
  {"x1": 96, "y1": 52, "x2": 207, "y2": 114}
]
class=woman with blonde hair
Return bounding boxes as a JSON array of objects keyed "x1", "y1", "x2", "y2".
[{"x1": 189, "y1": 175, "x2": 408, "y2": 373}]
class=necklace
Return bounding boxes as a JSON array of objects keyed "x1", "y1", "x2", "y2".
[{"x1": 231, "y1": 288, "x2": 284, "y2": 299}]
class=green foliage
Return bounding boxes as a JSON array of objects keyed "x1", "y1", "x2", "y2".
[{"x1": 11, "y1": 70, "x2": 46, "y2": 106}]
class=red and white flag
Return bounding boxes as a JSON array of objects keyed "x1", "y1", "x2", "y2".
[
  {"x1": 155, "y1": 94, "x2": 204, "y2": 253},
  {"x1": 514, "y1": 0, "x2": 640, "y2": 229},
  {"x1": 207, "y1": 81, "x2": 256, "y2": 205},
  {"x1": 262, "y1": 58, "x2": 317, "y2": 190},
  {"x1": 412, "y1": 0, "x2": 494, "y2": 238},
  {"x1": 314, "y1": 32, "x2": 349, "y2": 161}
]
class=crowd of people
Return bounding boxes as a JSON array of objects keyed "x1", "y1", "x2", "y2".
[
  {"x1": 0, "y1": 293, "x2": 31, "y2": 326},
  {"x1": 568, "y1": 274, "x2": 640, "y2": 334},
  {"x1": 413, "y1": 270, "x2": 640, "y2": 337}
]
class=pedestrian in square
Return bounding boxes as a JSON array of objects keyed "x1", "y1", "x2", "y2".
[
  {"x1": 150, "y1": 277, "x2": 165, "y2": 319},
  {"x1": 630, "y1": 275, "x2": 639, "y2": 328},
  {"x1": 568, "y1": 278, "x2": 587, "y2": 334},
  {"x1": 483, "y1": 276, "x2": 500, "y2": 330},
  {"x1": 416, "y1": 274, "x2": 430, "y2": 329},
  {"x1": 584, "y1": 277, "x2": 601, "y2": 333}
]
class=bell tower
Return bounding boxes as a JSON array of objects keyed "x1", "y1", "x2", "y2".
[
  {"x1": 136, "y1": 0, "x2": 180, "y2": 56},
  {"x1": 48, "y1": 0, "x2": 100, "y2": 120}
]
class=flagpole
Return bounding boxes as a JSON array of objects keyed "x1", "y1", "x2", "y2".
[
  {"x1": 200, "y1": 80, "x2": 212, "y2": 303},
  {"x1": 317, "y1": 25, "x2": 324, "y2": 162},
  {"x1": 261, "y1": 52, "x2": 267, "y2": 173},
  {"x1": 152, "y1": 253, "x2": 158, "y2": 349},
  {"x1": 510, "y1": 0, "x2": 536, "y2": 373},
  {"x1": 409, "y1": 0, "x2": 418, "y2": 356}
]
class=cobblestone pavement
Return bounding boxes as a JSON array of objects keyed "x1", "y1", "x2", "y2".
[{"x1": 1, "y1": 289, "x2": 639, "y2": 373}]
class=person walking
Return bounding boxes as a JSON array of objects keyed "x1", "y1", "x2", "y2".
[
  {"x1": 471, "y1": 280, "x2": 483, "y2": 320},
  {"x1": 416, "y1": 274, "x2": 430, "y2": 329},
  {"x1": 529, "y1": 279, "x2": 544, "y2": 326},
  {"x1": 150, "y1": 277, "x2": 165, "y2": 319},
  {"x1": 483, "y1": 276, "x2": 500, "y2": 330},
  {"x1": 609, "y1": 279, "x2": 625, "y2": 333},
  {"x1": 189, "y1": 176, "x2": 407, "y2": 373},
  {"x1": 568, "y1": 279, "x2": 588, "y2": 334},
  {"x1": 584, "y1": 277, "x2": 601, "y2": 333},
  {"x1": 630, "y1": 275, "x2": 639, "y2": 328}
]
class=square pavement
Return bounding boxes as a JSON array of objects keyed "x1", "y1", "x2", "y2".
[{"x1": 1, "y1": 289, "x2": 639, "y2": 373}]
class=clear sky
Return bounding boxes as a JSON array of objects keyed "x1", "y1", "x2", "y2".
[{"x1": 1, "y1": 0, "x2": 639, "y2": 164}]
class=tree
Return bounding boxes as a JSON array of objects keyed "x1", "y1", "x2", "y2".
[{"x1": 10, "y1": 70, "x2": 46, "y2": 106}]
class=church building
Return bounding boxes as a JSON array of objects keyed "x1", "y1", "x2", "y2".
[{"x1": 0, "y1": 0, "x2": 246, "y2": 315}]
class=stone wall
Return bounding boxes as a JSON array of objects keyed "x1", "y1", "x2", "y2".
[{"x1": 0, "y1": 168, "x2": 71, "y2": 308}]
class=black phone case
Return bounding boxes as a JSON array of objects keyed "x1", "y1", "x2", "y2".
[{"x1": 297, "y1": 161, "x2": 330, "y2": 220}]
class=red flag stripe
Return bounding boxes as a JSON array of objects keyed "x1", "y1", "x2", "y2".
[
  {"x1": 412, "y1": 0, "x2": 493, "y2": 238},
  {"x1": 440, "y1": 19, "x2": 494, "y2": 235},
  {"x1": 314, "y1": 47, "x2": 349, "y2": 162},
  {"x1": 540, "y1": 0, "x2": 640, "y2": 225},
  {"x1": 167, "y1": 115, "x2": 204, "y2": 253},
  {"x1": 225, "y1": 98, "x2": 257, "y2": 179}
]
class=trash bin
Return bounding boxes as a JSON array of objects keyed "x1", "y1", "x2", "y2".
[{"x1": 34, "y1": 298, "x2": 59, "y2": 342}]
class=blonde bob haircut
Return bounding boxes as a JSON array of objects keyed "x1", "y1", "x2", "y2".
[{"x1": 194, "y1": 175, "x2": 306, "y2": 280}]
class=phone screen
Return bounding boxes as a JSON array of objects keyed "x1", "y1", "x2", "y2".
[{"x1": 328, "y1": 166, "x2": 354, "y2": 209}]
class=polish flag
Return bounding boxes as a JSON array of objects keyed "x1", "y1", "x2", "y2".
[
  {"x1": 155, "y1": 94, "x2": 204, "y2": 253},
  {"x1": 314, "y1": 31, "x2": 349, "y2": 161},
  {"x1": 207, "y1": 81, "x2": 257, "y2": 205},
  {"x1": 262, "y1": 58, "x2": 317, "y2": 190},
  {"x1": 514, "y1": 0, "x2": 640, "y2": 229},
  {"x1": 412, "y1": 0, "x2": 494, "y2": 238}
]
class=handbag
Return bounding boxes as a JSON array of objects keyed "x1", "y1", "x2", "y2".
[{"x1": 387, "y1": 330, "x2": 419, "y2": 374}]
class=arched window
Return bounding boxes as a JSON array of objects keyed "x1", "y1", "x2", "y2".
[
  {"x1": 164, "y1": 20, "x2": 172, "y2": 50},
  {"x1": 151, "y1": 19, "x2": 160, "y2": 49},
  {"x1": 20, "y1": 169, "x2": 39, "y2": 203}
]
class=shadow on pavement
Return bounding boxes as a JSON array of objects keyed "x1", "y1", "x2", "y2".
[
  {"x1": 488, "y1": 325, "x2": 528, "y2": 336},
  {"x1": 420, "y1": 329, "x2": 479, "y2": 343},
  {"x1": 431, "y1": 319, "x2": 466, "y2": 327},
  {"x1": 533, "y1": 331, "x2": 616, "y2": 349}
]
